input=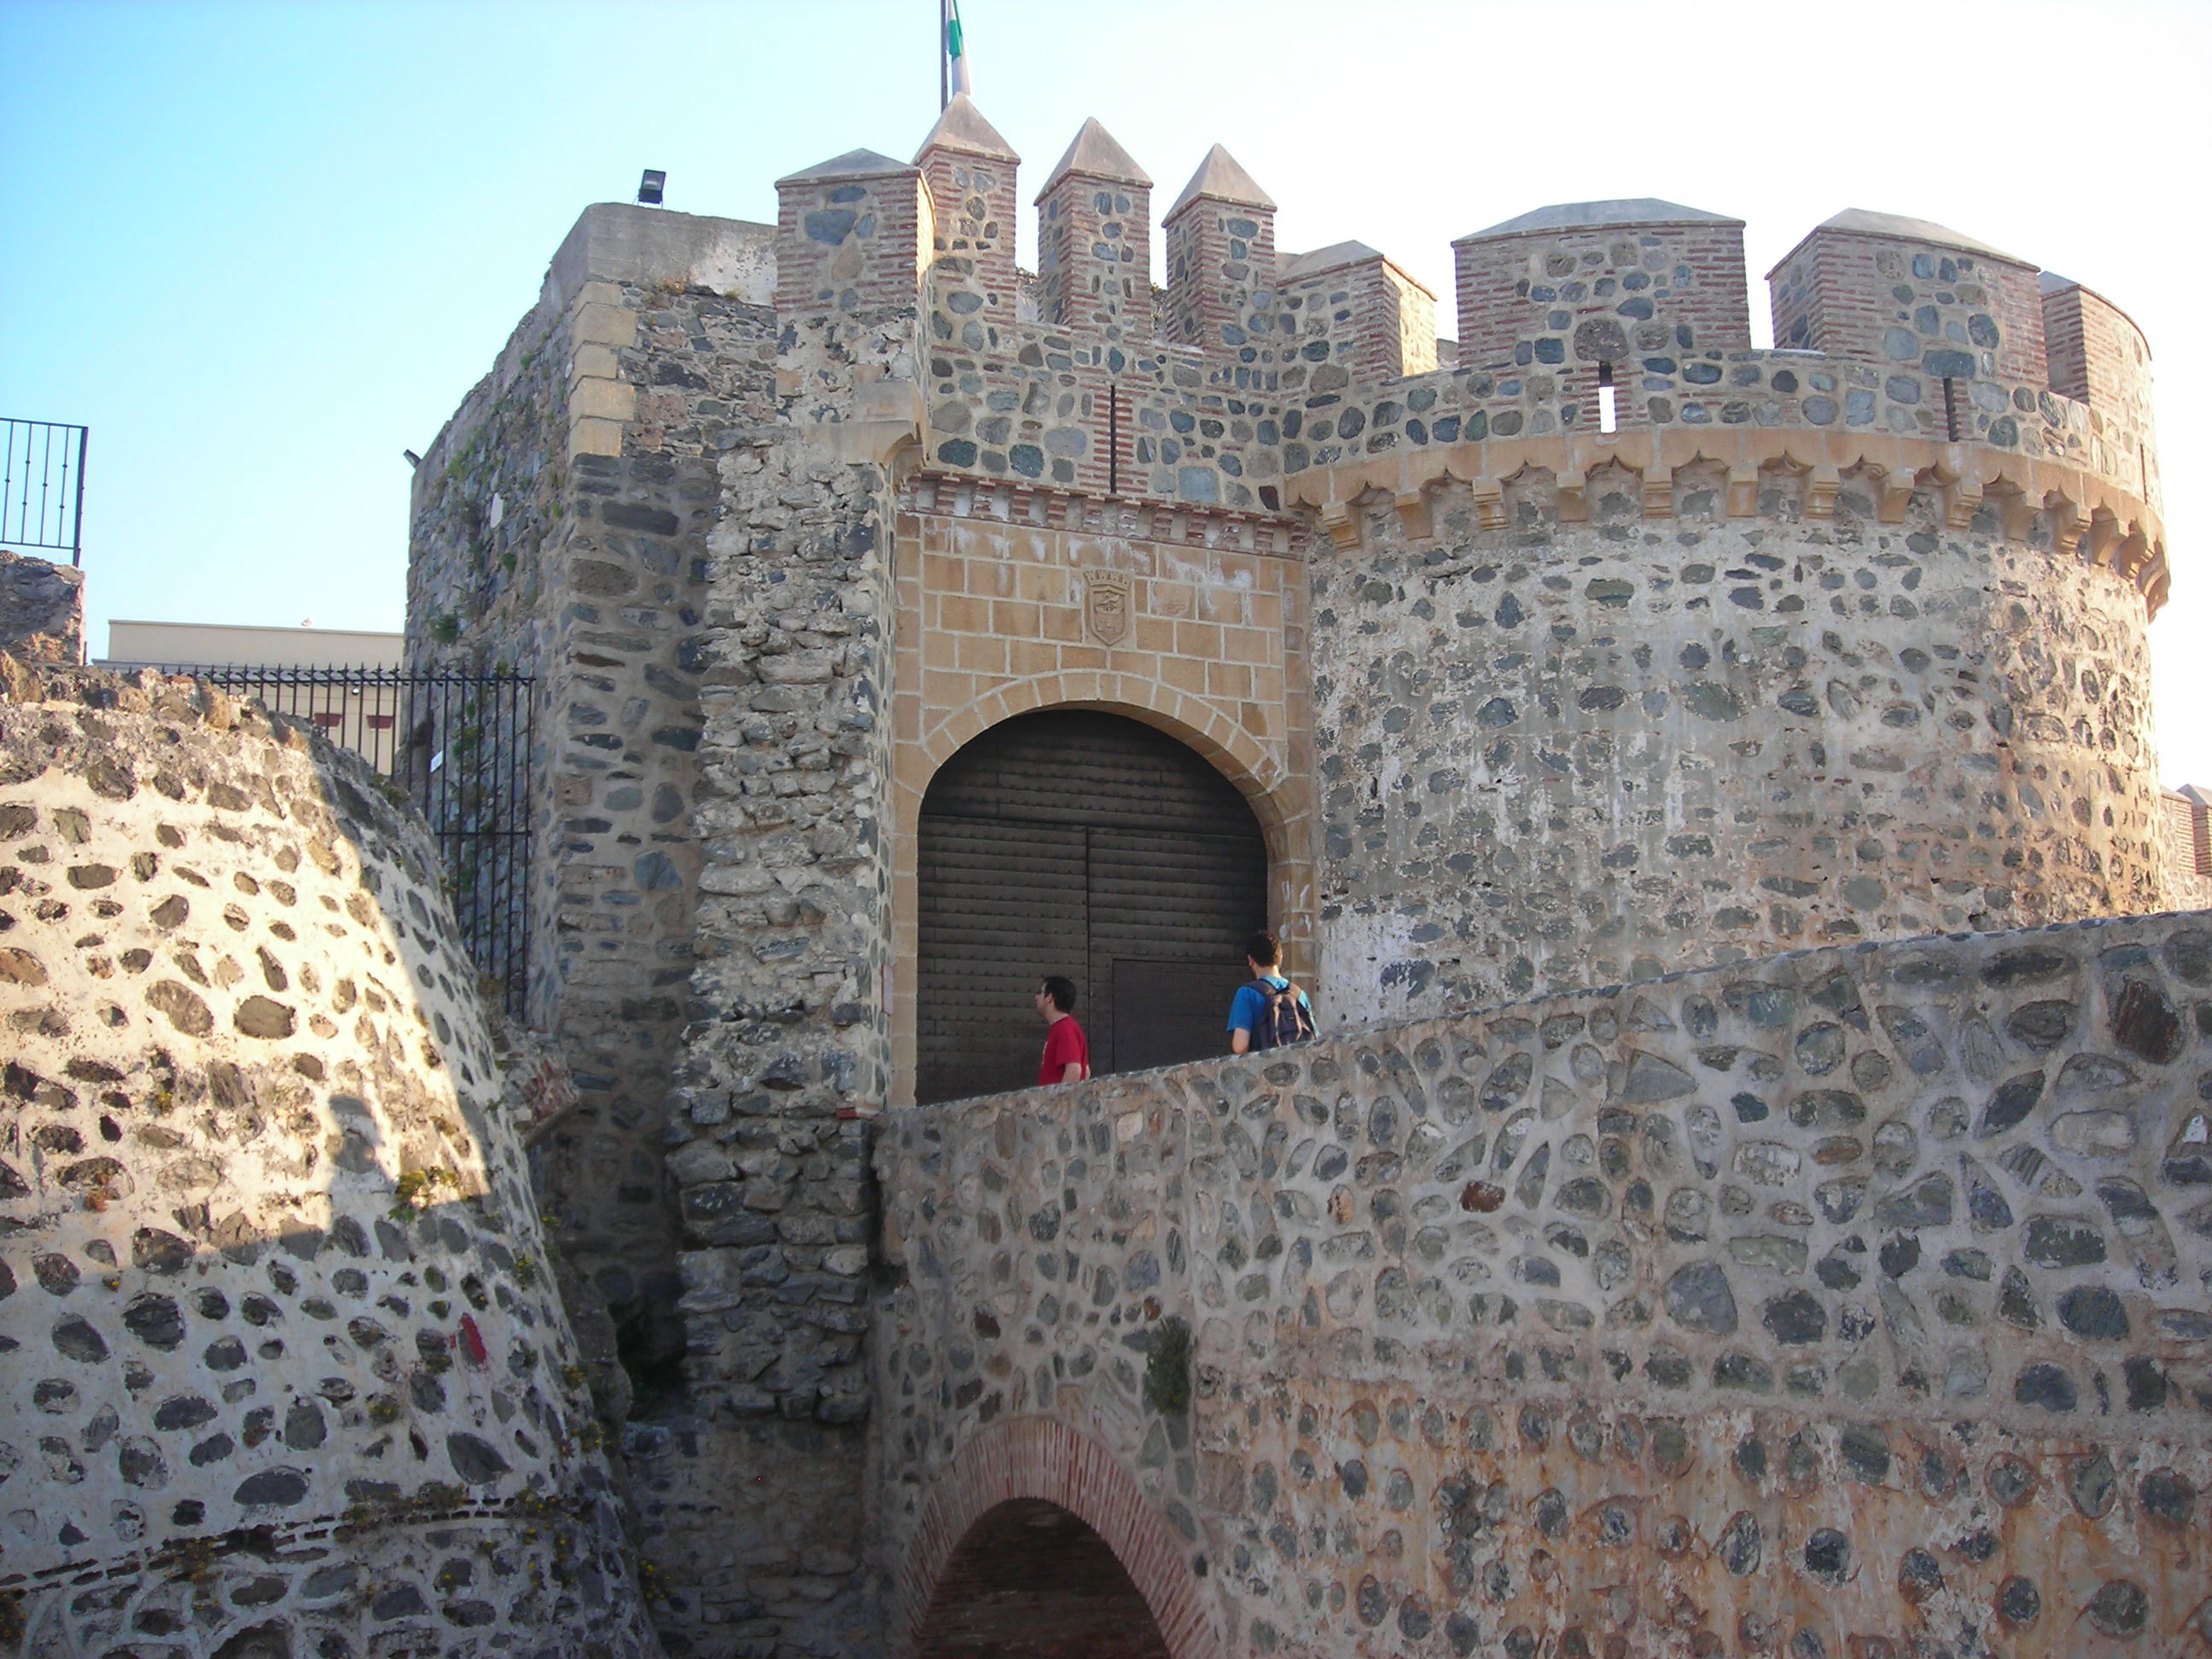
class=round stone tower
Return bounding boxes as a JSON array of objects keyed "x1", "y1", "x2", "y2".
[
  {"x1": 0, "y1": 661, "x2": 654, "y2": 1657},
  {"x1": 1292, "y1": 201, "x2": 2169, "y2": 1026}
]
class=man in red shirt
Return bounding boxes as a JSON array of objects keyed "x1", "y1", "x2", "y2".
[{"x1": 1034, "y1": 975, "x2": 1091, "y2": 1086}]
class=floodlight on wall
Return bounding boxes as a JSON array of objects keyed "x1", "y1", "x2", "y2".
[
  {"x1": 403, "y1": 450, "x2": 421, "y2": 469},
  {"x1": 637, "y1": 169, "x2": 667, "y2": 206}
]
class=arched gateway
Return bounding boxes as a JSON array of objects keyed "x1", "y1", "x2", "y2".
[
  {"x1": 913, "y1": 1499, "x2": 1170, "y2": 1659},
  {"x1": 897, "y1": 1417, "x2": 1220, "y2": 1659},
  {"x1": 916, "y1": 709, "x2": 1268, "y2": 1104}
]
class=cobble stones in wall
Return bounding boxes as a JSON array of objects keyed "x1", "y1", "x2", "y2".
[
  {"x1": 536, "y1": 445, "x2": 719, "y2": 1343},
  {"x1": 413, "y1": 265, "x2": 784, "y2": 1400},
  {"x1": 620, "y1": 427, "x2": 899, "y2": 1658},
  {"x1": 1312, "y1": 480, "x2": 2165, "y2": 1028},
  {"x1": 0, "y1": 661, "x2": 652, "y2": 1656},
  {"x1": 880, "y1": 911, "x2": 2212, "y2": 1658},
  {"x1": 667, "y1": 432, "x2": 894, "y2": 1426},
  {"x1": 0, "y1": 550, "x2": 84, "y2": 667}
]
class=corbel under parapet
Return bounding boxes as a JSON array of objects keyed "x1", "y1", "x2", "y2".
[
  {"x1": 1726, "y1": 466, "x2": 1760, "y2": 519},
  {"x1": 1318, "y1": 504, "x2": 1359, "y2": 551},
  {"x1": 2087, "y1": 512, "x2": 2123, "y2": 568},
  {"x1": 2045, "y1": 494, "x2": 2085, "y2": 557},
  {"x1": 2116, "y1": 529, "x2": 2151, "y2": 581}
]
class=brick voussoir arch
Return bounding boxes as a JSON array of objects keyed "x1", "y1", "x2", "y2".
[
  {"x1": 894, "y1": 1415, "x2": 1222, "y2": 1659},
  {"x1": 911, "y1": 672, "x2": 1289, "y2": 843}
]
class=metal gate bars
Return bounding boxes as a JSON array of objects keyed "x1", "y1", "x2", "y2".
[{"x1": 167, "y1": 666, "x2": 535, "y2": 1016}]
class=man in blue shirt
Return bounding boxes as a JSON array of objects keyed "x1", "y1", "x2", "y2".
[{"x1": 1228, "y1": 930, "x2": 1313, "y2": 1054}]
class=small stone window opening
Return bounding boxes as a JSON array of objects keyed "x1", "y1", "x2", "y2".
[
  {"x1": 1941, "y1": 377, "x2": 1961, "y2": 442},
  {"x1": 1598, "y1": 361, "x2": 1618, "y2": 434}
]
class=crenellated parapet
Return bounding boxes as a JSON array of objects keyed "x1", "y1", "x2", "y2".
[
  {"x1": 765, "y1": 105, "x2": 2165, "y2": 596},
  {"x1": 1276, "y1": 380, "x2": 2168, "y2": 611}
]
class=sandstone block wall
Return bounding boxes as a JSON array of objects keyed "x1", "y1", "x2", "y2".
[
  {"x1": 1306, "y1": 463, "x2": 2167, "y2": 1032},
  {"x1": 877, "y1": 910, "x2": 2212, "y2": 1659},
  {"x1": 0, "y1": 660, "x2": 652, "y2": 1656}
]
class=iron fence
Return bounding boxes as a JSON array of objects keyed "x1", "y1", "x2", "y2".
[
  {"x1": 3, "y1": 419, "x2": 88, "y2": 566},
  {"x1": 143, "y1": 666, "x2": 535, "y2": 1016}
]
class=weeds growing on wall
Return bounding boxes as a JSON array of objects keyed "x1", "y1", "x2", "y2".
[{"x1": 1142, "y1": 1315, "x2": 1190, "y2": 1416}]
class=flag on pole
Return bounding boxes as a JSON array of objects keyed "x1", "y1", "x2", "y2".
[{"x1": 944, "y1": 0, "x2": 971, "y2": 103}]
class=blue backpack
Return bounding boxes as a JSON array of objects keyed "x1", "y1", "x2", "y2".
[{"x1": 1248, "y1": 978, "x2": 1314, "y2": 1050}]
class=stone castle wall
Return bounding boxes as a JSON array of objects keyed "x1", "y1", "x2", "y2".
[
  {"x1": 1306, "y1": 458, "x2": 2168, "y2": 1032},
  {"x1": 403, "y1": 94, "x2": 2189, "y2": 1659},
  {"x1": 876, "y1": 909, "x2": 2212, "y2": 1658},
  {"x1": 410, "y1": 203, "x2": 781, "y2": 1388},
  {"x1": 0, "y1": 658, "x2": 653, "y2": 1656}
]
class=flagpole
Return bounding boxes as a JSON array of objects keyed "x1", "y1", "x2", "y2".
[{"x1": 940, "y1": 0, "x2": 949, "y2": 109}]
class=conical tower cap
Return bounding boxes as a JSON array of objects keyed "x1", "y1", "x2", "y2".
[
  {"x1": 1165, "y1": 143, "x2": 1275, "y2": 219},
  {"x1": 1036, "y1": 118, "x2": 1152, "y2": 200},
  {"x1": 915, "y1": 93, "x2": 1020, "y2": 165}
]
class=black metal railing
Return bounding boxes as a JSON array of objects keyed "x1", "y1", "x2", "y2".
[
  {"x1": 3, "y1": 419, "x2": 88, "y2": 566},
  {"x1": 139, "y1": 666, "x2": 535, "y2": 1016}
]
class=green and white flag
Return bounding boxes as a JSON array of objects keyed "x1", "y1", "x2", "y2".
[{"x1": 944, "y1": 0, "x2": 971, "y2": 102}]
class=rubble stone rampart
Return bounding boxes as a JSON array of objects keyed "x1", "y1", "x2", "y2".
[
  {"x1": 410, "y1": 205, "x2": 780, "y2": 1382},
  {"x1": 0, "y1": 660, "x2": 652, "y2": 1656},
  {"x1": 878, "y1": 910, "x2": 2212, "y2": 1658}
]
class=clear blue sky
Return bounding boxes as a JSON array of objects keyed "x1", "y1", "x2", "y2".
[{"x1": 4, "y1": 0, "x2": 2208, "y2": 779}]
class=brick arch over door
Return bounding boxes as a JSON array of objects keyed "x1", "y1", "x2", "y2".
[
  {"x1": 893, "y1": 1416, "x2": 1221, "y2": 1659},
  {"x1": 889, "y1": 673, "x2": 1311, "y2": 1107},
  {"x1": 913, "y1": 707, "x2": 1269, "y2": 1104},
  {"x1": 918, "y1": 673, "x2": 1294, "y2": 847}
]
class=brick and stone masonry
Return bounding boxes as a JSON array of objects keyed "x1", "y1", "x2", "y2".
[{"x1": 396, "y1": 91, "x2": 2188, "y2": 1657}]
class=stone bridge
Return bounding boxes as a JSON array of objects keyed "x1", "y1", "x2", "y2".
[{"x1": 874, "y1": 912, "x2": 2212, "y2": 1659}]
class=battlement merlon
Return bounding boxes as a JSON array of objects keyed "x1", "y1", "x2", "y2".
[
  {"x1": 916, "y1": 92, "x2": 1022, "y2": 310},
  {"x1": 1034, "y1": 117, "x2": 1155, "y2": 340},
  {"x1": 1452, "y1": 198, "x2": 1753, "y2": 387},
  {"x1": 453, "y1": 105, "x2": 2164, "y2": 584}
]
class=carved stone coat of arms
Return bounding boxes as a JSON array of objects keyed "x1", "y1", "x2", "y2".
[{"x1": 1083, "y1": 568, "x2": 1132, "y2": 645}]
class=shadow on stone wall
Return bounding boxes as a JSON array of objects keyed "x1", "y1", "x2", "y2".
[{"x1": 0, "y1": 657, "x2": 660, "y2": 1657}]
